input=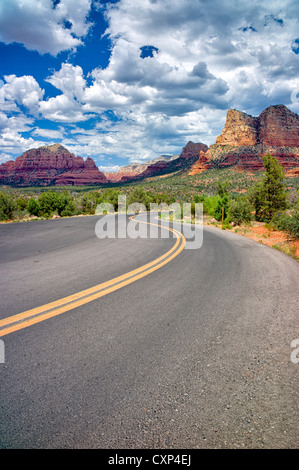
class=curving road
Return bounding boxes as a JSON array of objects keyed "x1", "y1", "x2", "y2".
[{"x1": 0, "y1": 213, "x2": 298, "y2": 449}]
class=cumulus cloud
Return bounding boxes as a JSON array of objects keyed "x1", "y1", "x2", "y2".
[
  {"x1": 39, "y1": 93, "x2": 91, "y2": 122},
  {"x1": 0, "y1": 74, "x2": 44, "y2": 115},
  {"x1": 45, "y1": 63, "x2": 86, "y2": 99},
  {"x1": 31, "y1": 127, "x2": 65, "y2": 139},
  {"x1": 0, "y1": 128, "x2": 45, "y2": 159},
  {"x1": 0, "y1": 0, "x2": 93, "y2": 55}
]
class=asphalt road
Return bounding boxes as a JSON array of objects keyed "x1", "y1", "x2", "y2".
[{"x1": 0, "y1": 214, "x2": 298, "y2": 449}]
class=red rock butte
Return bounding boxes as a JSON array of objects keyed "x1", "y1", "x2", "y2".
[
  {"x1": 0, "y1": 144, "x2": 107, "y2": 186},
  {"x1": 190, "y1": 105, "x2": 299, "y2": 176}
]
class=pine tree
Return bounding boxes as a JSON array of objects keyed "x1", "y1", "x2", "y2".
[{"x1": 249, "y1": 154, "x2": 287, "y2": 222}]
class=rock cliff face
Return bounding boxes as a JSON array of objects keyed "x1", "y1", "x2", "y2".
[
  {"x1": 190, "y1": 105, "x2": 299, "y2": 176},
  {"x1": 0, "y1": 144, "x2": 107, "y2": 186},
  {"x1": 215, "y1": 109, "x2": 259, "y2": 146}
]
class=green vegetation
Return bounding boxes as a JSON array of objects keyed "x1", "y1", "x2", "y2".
[
  {"x1": 214, "y1": 182, "x2": 230, "y2": 222},
  {"x1": 0, "y1": 192, "x2": 16, "y2": 221},
  {"x1": 248, "y1": 154, "x2": 287, "y2": 222},
  {"x1": 0, "y1": 155, "x2": 298, "y2": 243},
  {"x1": 228, "y1": 195, "x2": 254, "y2": 225}
]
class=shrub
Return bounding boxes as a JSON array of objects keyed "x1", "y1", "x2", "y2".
[
  {"x1": 0, "y1": 192, "x2": 16, "y2": 220},
  {"x1": 16, "y1": 197, "x2": 28, "y2": 211},
  {"x1": 271, "y1": 211, "x2": 291, "y2": 231},
  {"x1": 27, "y1": 198, "x2": 40, "y2": 216},
  {"x1": 271, "y1": 210, "x2": 299, "y2": 238},
  {"x1": 213, "y1": 181, "x2": 229, "y2": 222},
  {"x1": 214, "y1": 195, "x2": 229, "y2": 221},
  {"x1": 228, "y1": 196, "x2": 253, "y2": 225},
  {"x1": 55, "y1": 192, "x2": 75, "y2": 216},
  {"x1": 198, "y1": 195, "x2": 220, "y2": 216},
  {"x1": 36, "y1": 191, "x2": 75, "y2": 217},
  {"x1": 37, "y1": 191, "x2": 59, "y2": 216},
  {"x1": 286, "y1": 211, "x2": 299, "y2": 238}
]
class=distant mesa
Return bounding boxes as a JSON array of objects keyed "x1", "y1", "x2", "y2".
[
  {"x1": 0, "y1": 144, "x2": 107, "y2": 186},
  {"x1": 190, "y1": 105, "x2": 299, "y2": 176}
]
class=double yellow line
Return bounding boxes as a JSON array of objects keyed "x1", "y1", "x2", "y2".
[{"x1": 0, "y1": 216, "x2": 185, "y2": 338}]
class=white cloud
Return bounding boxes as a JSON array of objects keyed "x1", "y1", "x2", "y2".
[
  {"x1": 39, "y1": 93, "x2": 91, "y2": 122},
  {"x1": 98, "y1": 164, "x2": 121, "y2": 172},
  {"x1": 45, "y1": 63, "x2": 86, "y2": 99},
  {"x1": 0, "y1": 74, "x2": 44, "y2": 115},
  {"x1": 0, "y1": 0, "x2": 93, "y2": 56},
  {"x1": 31, "y1": 127, "x2": 65, "y2": 139},
  {"x1": 0, "y1": 129, "x2": 45, "y2": 158}
]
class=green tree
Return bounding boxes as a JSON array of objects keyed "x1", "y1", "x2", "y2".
[
  {"x1": 37, "y1": 191, "x2": 59, "y2": 216},
  {"x1": 103, "y1": 189, "x2": 124, "y2": 210},
  {"x1": 27, "y1": 198, "x2": 40, "y2": 216},
  {"x1": 214, "y1": 182, "x2": 229, "y2": 222},
  {"x1": 249, "y1": 154, "x2": 287, "y2": 222},
  {"x1": 127, "y1": 186, "x2": 153, "y2": 211},
  {"x1": 0, "y1": 192, "x2": 16, "y2": 220},
  {"x1": 56, "y1": 192, "x2": 75, "y2": 216},
  {"x1": 16, "y1": 197, "x2": 28, "y2": 211}
]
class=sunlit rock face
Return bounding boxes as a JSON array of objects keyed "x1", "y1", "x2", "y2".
[{"x1": 190, "y1": 105, "x2": 299, "y2": 176}]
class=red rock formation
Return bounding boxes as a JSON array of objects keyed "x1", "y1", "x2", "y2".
[
  {"x1": 179, "y1": 141, "x2": 209, "y2": 159},
  {"x1": 190, "y1": 105, "x2": 299, "y2": 175},
  {"x1": 258, "y1": 105, "x2": 299, "y2": 147},
  {"x1": 0, "y1": 144, "x2": 107, "y2": 186},
  {"x1": 216, "y1": 109, "x2": 259, "y2": 146}
]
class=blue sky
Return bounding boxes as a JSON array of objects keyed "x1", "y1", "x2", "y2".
[{"x1": 0, "y1": 0, "x2": 298, "y2": 172}]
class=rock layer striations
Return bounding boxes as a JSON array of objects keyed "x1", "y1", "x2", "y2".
[{"x1": 0, "y1": 144, "x2": 107, "y2": 186}]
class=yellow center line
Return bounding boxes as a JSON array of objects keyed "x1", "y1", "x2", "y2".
[
  {"x1": 0, "y1": 215, "x2": 185, "y2": 337},
  {"x1": 0, "y1": 217, "x2": 180, "y2": 327}
]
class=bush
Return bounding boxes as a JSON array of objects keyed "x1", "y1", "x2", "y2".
[
  {"x1": 197, "y1": 195, "x2": 220, "y2": 216},
  {"x1": 286, "y1": 211, "x2": 299, "y2": 238},
  {"x1": 0, "y1": 192, "x2": 16, "y2": 220},
  {"x1": 80, "y1": 191, "x2": 103, "y2": 214},
  {"x1": 27, "y1": 198, "x2": 40, "y2": 216},
  {"x1": 55, "y1": 192, "x2": 75, "y2": 216},
  {"x1": 228, "y1": 196, "x2": 253, "y2": 225},
  {"x1": 37, "y1": 191, "x2": 59, "y2": 216},
  {"x1": 36, "y1": 191, "x2": 75, "y2": 217},
  {"x1": 214, "y1": 181, "x2": 230, "y2": 222},
  {"x1": 214, "y1": 194, "x2": 229, "y2": 221},
  {"x1": 271, "y1": 211, "x2": 299, "y2": 238},
  {"x1": 127, "y1": 187, "x2": 152, "y2": 211},
  {"x1": 271, "y1": 211, "x2": 291, "y2": 231},
  {"x1": 16, "y1": 197, "x2": 28, "y2": 211}
]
